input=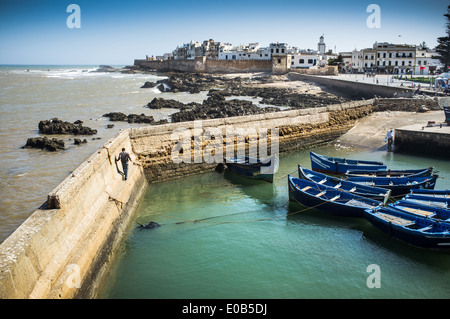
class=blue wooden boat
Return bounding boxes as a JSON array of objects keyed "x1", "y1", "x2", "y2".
[
  {"x1": 409, "y1": 189, "x2": 450, "y2": 199},
  {"x1": 346, "y1": 175, "x2": 438, "y2": 196},
  {"x1": 345, "y1": 167, "x2": 433, "y2": 178},
  {"x1": 402, "y1": 193, "x2": 449, "y2": 210},
  {"x1": 310, "y1": 151, "x2": 386, "y2": 175},
  {"x1": 364, "y1": 206, "x2": 450, "y2": 249},
  {"x1": 298, "y1": 165, "x2": 391, "y2": 204},
  {"x1": 389, "y1": 200, "x2": 450, "y2": 222},
  {"x1": 288, "y1": 175, "x2": 382, "y2": 217},
  {"x1": 224, "y1": 155, "x2": 279, "y2": 182}
]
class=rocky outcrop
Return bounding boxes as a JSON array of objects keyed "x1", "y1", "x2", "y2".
[
  {"x1": 103, "y1": 112, "x2": 154, "y2": 123},
  {"x1": 103, "y1": 112, "x2": 168, "y2": 125},
  {"x1": 22, "y1": 137, "x2": 65, "y2": 151},
  {"x1": 170, "y1": 94, "x2": 280, "y2": 123},
  {"x1": 74, "y1": 138, "x2": 87, "y2": 145},
  {"x1": 146, "y1": 98, "x2": 187, "y2": 109},
  {"x1": 38, "y1": 118, "x2": 97, "y2": 135}
]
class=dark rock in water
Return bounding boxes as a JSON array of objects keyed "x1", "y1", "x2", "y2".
[
  {"x1": 74, "y1": 120, "x2": 83, "y2": 125},
  {"x1": 93, "y1": 65, "x2": 117, "y2": 73},
  {"x1": 23, "y1": 137, "x2": 65, "y2": 152},
  {"x1": 103, "y1": 112, "x2": 128, "y2": 122},
  {"x1": 74, "y1": 138, "x2": 87, "y2": 145},
  {"x1": 137, "y1": 221, "x2": 161, "y2": 229},
  {"x1": 127, "y1": 113, "x2": 154, "y2": 124},
  {"x1": 103, "y1": 112, "x2": 154, "y2": 124},
  {"x1": 146, "y1": 97, "x2": 186, "y2": 109},
  {"x1": 38, "y1": 118, "x2": 97, "y2": 135},
  {"x1": 106, "y1": 124, "x2": 115, "y2": 129},
  {"x1": 141, "y1": 81, "x2": 157, "y2": 88}
]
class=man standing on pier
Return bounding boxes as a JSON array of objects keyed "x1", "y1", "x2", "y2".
[
  {"x1": 385, "y1": 129, "x2": 394, "y2": 150},
  {"x1": 116, "y1": 148, "x2": 133, "y2": 180}
]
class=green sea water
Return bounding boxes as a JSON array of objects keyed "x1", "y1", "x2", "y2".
[{"x1": 99, "y1": 145, "x2": 450, "y2": 299}]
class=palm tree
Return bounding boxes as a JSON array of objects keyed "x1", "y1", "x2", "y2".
[{"x1": 434, "y1": 5, "x2": 450, "y2": 71}]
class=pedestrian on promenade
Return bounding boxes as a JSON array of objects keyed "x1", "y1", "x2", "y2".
[{"x1": 116, "y1": 148, "x2": 133, "y2": 180}]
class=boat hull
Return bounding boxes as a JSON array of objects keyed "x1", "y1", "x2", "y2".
[
  {"x1": 225, "y1": 155, "x2": 279, "y2": 182},
  {"x1": 288, "y1": 175, "x2": 382, "y2": 217},
  {"x1": 364, "y1": 207, "x2": 450, "y2": 250},
  {"x1": 345, "y1": 167, "x2": 433, "y2": 178},
  {"x1": 310, "y1": 151, "x2": 386, "y2": 175},
  {"x1": 346, "y1": 175, "x2": 438, "y2": 196},
  {"x1": 298, "y1": 165, "x2": 391, "y2": 204}
]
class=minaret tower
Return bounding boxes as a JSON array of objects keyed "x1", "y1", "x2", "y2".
[{"x1": 318, "y1": 35, "x2": 326, "y2": 54}]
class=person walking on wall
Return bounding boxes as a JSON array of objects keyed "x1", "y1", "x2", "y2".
[{"x1": 116, "y1": 148, "x2": 133, "y2": 180}]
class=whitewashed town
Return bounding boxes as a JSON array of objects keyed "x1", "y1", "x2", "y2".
[{"x1": 147, "y1": 35, "x2": 443, "y2": 76}]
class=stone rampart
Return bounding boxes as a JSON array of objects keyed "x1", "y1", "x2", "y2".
[
  {"x1": 288, "y1": 73, "x2": 417, "y2": 100},
  {"x1": 0, "y1": 130, "x2": 147, "y2": 298}
]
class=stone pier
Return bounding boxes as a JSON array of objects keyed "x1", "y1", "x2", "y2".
[{"x1": 0, "y1": 99, "x2": 375, "y2": 298}]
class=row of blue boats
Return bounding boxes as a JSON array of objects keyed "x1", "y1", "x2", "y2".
[
  {"x1": 223, "y1": 151, "x2": 449, "y2": 250},
  {"x1": 290, "y1": 152, "x2": 449, "y2": 250}
]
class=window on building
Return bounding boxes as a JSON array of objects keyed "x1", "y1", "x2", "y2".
[
  {"x1": 395, "y1": 61, "x2": 398, "y2": 66},
  {"x1": 377, "y1": 53, "x2": 380, "y2": 58},
  {"x1": 300, "y1": 59, "x2": 304, "y2": 64},
  {"x1": 278, "y1": 58, "x2": 281, "y2": 64},
  {"x1": 424, "y1": 61, "x2": 427, "y2": 65},
  {"x1": 402, "y1": 61, "x2": 405, "y2": 66},
  {"x1": 389, "y1": 53, "x2": 392, "y2": 58},
  {"x1": 276, "y1": 49, "x2": 279, "y2": 53},
  {"x1": 418, "y1": 60, "x2": 421, "y2": 65},
  {"x1": 308, "y1": 59, "x2": 313, "y2": 64},
  {"x1": 383, "y1": 53, "x2": 386, "y2": 58},
  {"x1": 388, "y1": 61, "x2": 391, "y2": 66},
  {"x1": 282, "y1": 49, "x2": 285, "y2": 53}
]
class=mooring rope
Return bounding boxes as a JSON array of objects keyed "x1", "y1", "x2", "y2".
[{"x1": 149, "y1": 200, "x2": 330, "y2": 226}]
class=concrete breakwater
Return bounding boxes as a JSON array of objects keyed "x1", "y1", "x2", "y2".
[{"x1": 0, "y1": 99, "x2": 374, "y2": 298}]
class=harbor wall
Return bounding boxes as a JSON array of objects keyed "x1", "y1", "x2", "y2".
[
  {"x1": 287, "y1": 73, "x2": 417, "y2": 100},
  {"x1": 134, "y1": 57, "x2": 272, "y2": 74},
  {"x1": 130, "y1": 99, "x2": 374, "y2": 183},
  {"x1": 0, "y1": 99, "x2": 375, "y2": 299},
  {"x1": 395, "y1": 126, "x2": 450, "y2": 157},
  {"x1": 0, "y1": 130, "x2": 147, "y2": 299}
]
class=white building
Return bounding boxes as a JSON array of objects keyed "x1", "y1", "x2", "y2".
[
  {"x1": 351, "y1": 49, "x2": 364, "y2": 72},
  {"x1": 351, "y1": 42, "x2": 441, "y2": 75},
  {"x1": 290, "y1": 52, "x2": 322, "y2": 69},
  {"x1": 218, "y1": 43, "x2": 271, "y2": 60}
]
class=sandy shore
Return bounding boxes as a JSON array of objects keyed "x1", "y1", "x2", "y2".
[{"x1": 338, "y1": 110, "x2": 447, "y2": 150}]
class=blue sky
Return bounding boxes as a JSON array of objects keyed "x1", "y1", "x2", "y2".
[{"x1": 0, "y1": 0, "x2": 447, "y2": 65}]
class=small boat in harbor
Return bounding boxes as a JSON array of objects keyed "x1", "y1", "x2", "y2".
[
  {"x1": 402, "y1": 193, "x2": 449, "y2": 210},
  {"x1": 298, "y1": 165, "x2": 391, "y2": 204},
  {"x1": 364, "y1": 206, "x2": 450, "y2": 250},
  {"x1": 389, "y1": 200, "x2": 450, "y2": 222},
  {"x1": 310, "y1": 151, "x2": 386, "y2": 175},
  {"x1": 346, "y1": 175, "x2": 438, "y2": 196},
  {"x1": 409, "y1": 189, "x2": 450, "y2": 199},
  {"x1": 288, "y1": 175, "x2": 382, "y2": 217},
  {"x1": 224, "y1": 155, "x2": 279, "y2": 182},
  {"x1": 345, "y1": 167, "x2": 434, "y2": 178}
]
